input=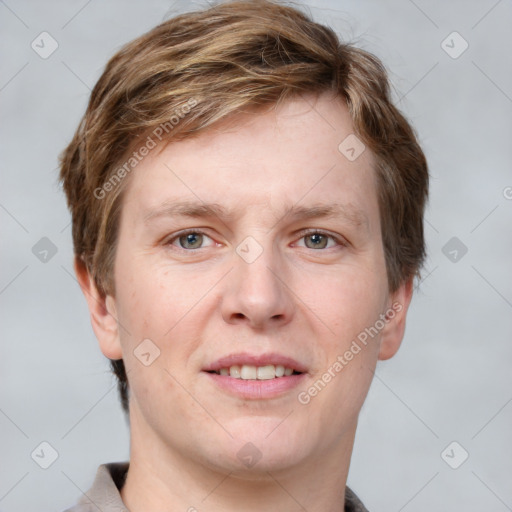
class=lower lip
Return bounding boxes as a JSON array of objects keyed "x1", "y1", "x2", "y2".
[{"x1": 203, "y1": 372, "x2": 307, "y2": 399}]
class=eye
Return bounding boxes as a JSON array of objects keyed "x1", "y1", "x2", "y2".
[
  {"x1": 164, "y1": 229, "x2": 345, "y2": 252},
  {"x1": 295, "y1": 230, "x2": 344, "y2": 250},
  {"x1": 165, "y1": 229, "x2": 215, "y2": 250}
]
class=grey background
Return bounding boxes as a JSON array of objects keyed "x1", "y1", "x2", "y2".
[{"x1": 1, "y1": 0, "x2": 511, "y2": 510}]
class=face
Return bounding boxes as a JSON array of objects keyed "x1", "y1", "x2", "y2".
[{"x1": 85, "y1": 91, "x2": 411, "y2": 476}]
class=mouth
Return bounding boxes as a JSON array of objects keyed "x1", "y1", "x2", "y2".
[
  {"x1": 206, "y1": 364, "x2": 302, "y2": 380},
  {"x1": 202, "y1": 352, "x2": 307, "y2": 399}
]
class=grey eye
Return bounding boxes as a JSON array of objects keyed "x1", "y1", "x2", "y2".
[
  {"x1": 303, "y1": 233, "x2": 329, "y2": 249},
  {"x1": 179, "y1": 232, "x2": 204, "y2": 249}
]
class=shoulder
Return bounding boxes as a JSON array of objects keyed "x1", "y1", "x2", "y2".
[{"x1": 61, "y1": 462, "x2": 129, "y2": 512}]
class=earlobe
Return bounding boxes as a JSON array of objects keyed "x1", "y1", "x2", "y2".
[
  {"x1": 74, "y1": 257, "x2": 123, "y2": 360},
  {"x1": 378, "y1": 277, "x2": 414, "y2": 361}
]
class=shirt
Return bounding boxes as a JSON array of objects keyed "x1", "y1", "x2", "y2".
[{"x1": 63, "y1": 462, "x2": 369, "y2": 512}]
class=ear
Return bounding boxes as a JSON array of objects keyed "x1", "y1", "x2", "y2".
[
  {"x1": 378, "y1": 277, "x2": 414, "y2": 361},
  {"x1": 74, "y1": 256, "x2": 123, "y2": 360}
]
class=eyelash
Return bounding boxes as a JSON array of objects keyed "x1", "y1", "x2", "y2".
[{"x1": 164, "y1": 228, "x2": 347, "y2": 251}]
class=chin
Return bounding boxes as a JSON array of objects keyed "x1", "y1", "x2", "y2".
[
  {"x1": 203, "y1": 447, "x2": 308, "y2": 479},
  {"x1": 202, "y1": 418, "x2": 311, "y2": 473}
]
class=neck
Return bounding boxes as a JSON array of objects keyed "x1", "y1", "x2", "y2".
[{"x1": 120, "y1": 412, "x2": 356, "y2": 512}]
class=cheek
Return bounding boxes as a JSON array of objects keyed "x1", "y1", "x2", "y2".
[
  {"x1": 114, "y1": 260, "x2": 194, "y2": 334},
  {"x1": 302, "y1": 265, "x2": 388, "y2": 340},
  {"x1": 303, "y1": 273, "x2": 385, "y2": 414},
  {"x1": 113, "y1": 258, "x2": 213, "y2": 379}
]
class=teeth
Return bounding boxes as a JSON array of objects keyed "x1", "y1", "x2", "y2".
[
  {"x1": 218, "y1": 364, "x2": 298, "y2": 379},
  {"x1": 240, "y1": 365, "x2": 257, "y2": 379},
  {"x1": 229, "y1": 365, "x2": 241, "y2": 378},
  {"x1": 257, "y1": 365, "x2": 275, "y2": 380}
]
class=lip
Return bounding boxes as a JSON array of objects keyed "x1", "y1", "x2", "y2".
[
  {"x1": 202, "y1": 352, "x2": 308, "y2": 373},
  {"x1": 204, "y1": 372, "x2": 307, "y2": 400}
]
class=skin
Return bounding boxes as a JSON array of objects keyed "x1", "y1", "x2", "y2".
[{"x1": 76, "y1": 90, "x2": 413, "y2": 512}]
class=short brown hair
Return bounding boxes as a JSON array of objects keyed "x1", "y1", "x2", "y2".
[{"x1": 59, "y1": 0, "x2": 429, "y2": 414}]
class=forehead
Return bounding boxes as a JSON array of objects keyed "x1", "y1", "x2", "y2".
[{"x1": 121, "y1": 92, "x2": 379, "y2": 230}]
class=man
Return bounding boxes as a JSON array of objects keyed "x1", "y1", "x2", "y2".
[{"x1": 59, "y1": 1, "x2": 428, "y2": 510}]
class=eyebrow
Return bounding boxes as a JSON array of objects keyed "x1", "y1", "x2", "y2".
[{"x1": 142, "y1": 200, "x2": 369, "y2": 229}]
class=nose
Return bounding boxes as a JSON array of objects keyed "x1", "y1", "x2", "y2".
[{"x1": 220, "y1": 241, "x2": 295, "y2": 330}]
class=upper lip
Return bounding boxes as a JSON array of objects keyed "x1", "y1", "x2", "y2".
[{"x1": 203, "y1": 352, "x2": 308, "y2": 373}]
